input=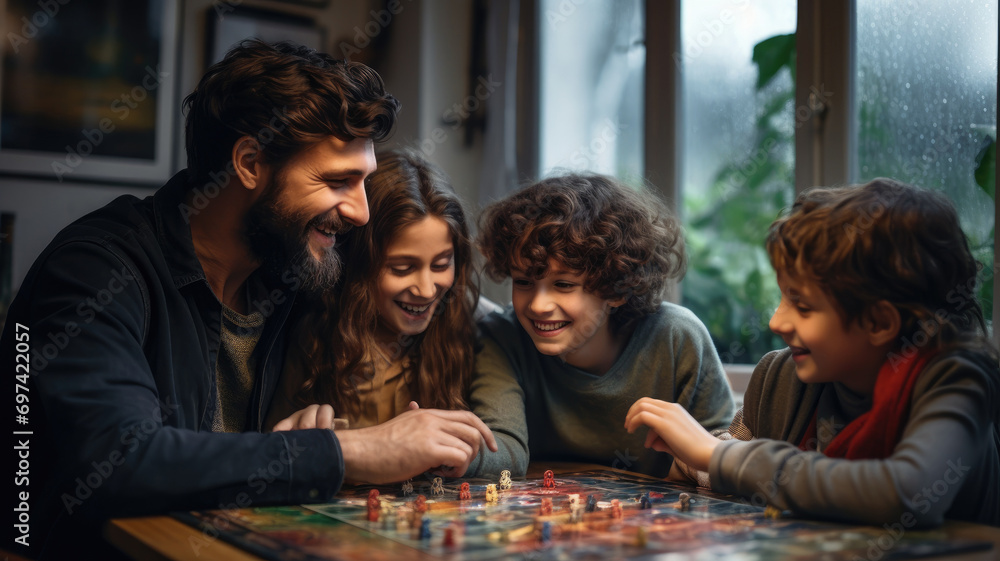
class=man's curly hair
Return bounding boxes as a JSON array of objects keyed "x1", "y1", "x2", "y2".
[
  {"x1": 183, "y1": 39, "x2": 400, "y2": 189},
  {"x1": 477, "y1": 173, "x2": 686, "y2": 334}
]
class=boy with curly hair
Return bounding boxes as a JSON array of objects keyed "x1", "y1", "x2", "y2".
[
  {"x1": 626, "y1": 178, "x2": 1000, "y2": 526},
  {"x1": 467, "y1": 173, "x2": 735, "y2": 477}
]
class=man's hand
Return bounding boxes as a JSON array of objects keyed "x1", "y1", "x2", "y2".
[
  {"x1": 272, "y1": 404, "x2": 336, "y2": 432},
  {"x1": 624, "y1": 397, "x2": 720, "y2": 472},
  {"x1": 337, "y1": 408, "x2": 498, "y2": 484}
]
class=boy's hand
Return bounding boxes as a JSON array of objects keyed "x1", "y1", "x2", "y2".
[
  {"x1": 624, "y1": 397, "x2": 720, "y2": 472},
  {"x1": 272, "y1": 404, "x2": 337, "y2": 431}
]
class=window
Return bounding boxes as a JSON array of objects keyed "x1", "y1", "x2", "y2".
[
  {"x1": 677, "y1": 1, "x2": 997, "y2": 363},
  {"x1": 529, "y1": 1, "x2": 998, "y2": 363},
  {"x1": 537, "y1": 0, "x2": 645, "y2": 181},
  {"x1": 855, "y1": 0, "x2": 996, "y2": 325},
  {"x1": 679, "y1": 1, "x2": 797, "y2": 364}
]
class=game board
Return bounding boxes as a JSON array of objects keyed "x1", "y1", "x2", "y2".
[{"x1": 174, "y1": 469, "x2": 993, "y2": 560}]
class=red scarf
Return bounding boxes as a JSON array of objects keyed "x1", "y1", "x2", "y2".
[{"x1": 799, "y1": 350, "x2": 937, "y2": 459}]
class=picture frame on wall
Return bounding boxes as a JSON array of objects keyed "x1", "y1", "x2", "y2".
[
  {"x1": 0, "y1": 0, "x2": 180, "y2": 185},
  {"x1": 207, "y1": 6, "x2": 326, "y2": 67}
]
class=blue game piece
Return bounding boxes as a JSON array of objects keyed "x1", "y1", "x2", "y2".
[
  {"x1": 540, "y1": 521, "x2": 552, "y2": 542},
  {"x1": 640, "y1": 492, "x2": 651, "y2": 509},
  {"x1": 585, "y1": 494, "x2": 596, "y2": 513},
  {"x1": 420, "y1": 517, "x2": 432, "y2": 539}
]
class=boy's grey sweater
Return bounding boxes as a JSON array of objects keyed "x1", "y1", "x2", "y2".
[
  {"x1": 712, "y1": 347, "x2": 1000, "y2": 527},
  {"x1": 467, "y1": 303, "x2": 735, "y2": 478}
]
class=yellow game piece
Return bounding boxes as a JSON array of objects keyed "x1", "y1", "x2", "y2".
[
  {"x1": 485, "y1": 483, "x2": 499, "y2": 503},
  {"x1": 764, "y1": 505, "x2": 783, "y2": 519},
  {"x1": 635, "y1": 526, "x2": 648, "y2": 547}
]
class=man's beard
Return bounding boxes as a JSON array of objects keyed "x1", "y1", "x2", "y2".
[{"x1": 243, "y1": 183, "x2": 348, "y2": 296}]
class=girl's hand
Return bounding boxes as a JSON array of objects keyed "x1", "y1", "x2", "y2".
[
  {"x1": 624, "y1": 397, "x2": 721, "y2": 472},
  {"x1": 272, "y1": 404, "x2": 337, "y2": 431}
]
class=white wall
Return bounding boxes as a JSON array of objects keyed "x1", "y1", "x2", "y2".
[
  {"x1": 0, "y1": 179, "x2": 156, "y2": 290},
  {"x1": 376, "y1": 1, "x2": 486, "y2": 216}
]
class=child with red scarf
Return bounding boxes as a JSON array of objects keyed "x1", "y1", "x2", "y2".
[{"x1": 625, "y1": 178, "x2": 1000, "y2": 527}]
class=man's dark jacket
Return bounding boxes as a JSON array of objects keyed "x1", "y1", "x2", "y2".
[{"x1": 1, "y1": 171, "x2": 342, "y2": 560}]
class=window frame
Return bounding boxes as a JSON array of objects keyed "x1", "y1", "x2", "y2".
[
  {"x1": 525, "y1": 0, "x2": 999, "y2": 348},
  {"x1": 642, "y1": 0, "x2": 998, "y2": 347}
]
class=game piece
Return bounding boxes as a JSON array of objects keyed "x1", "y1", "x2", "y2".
[
  {"x1": 567, "y1": 493, "x2": 580, "y2": 508},
  {"x1": 459, "y1": 481, "x2": 471, "y2": 500},
  {"x1": 539, "y1": 497, "x2": 553, "y2": 516},
  {"x1": 570, "y1": 504, "x2": 584, "y2": 523},
  {"x1": 610, "y1": 499, "x2": 623, "y2": 520},
  {"x1": 366, "y1": 489, "x2": 381, "y2": 522},
  {"x1": 635, "y1": 526, "x2": 648, "y2": 547},
  {"x1": 412, "y1": 494, "x2": 427, "y2": 513},
  {"x1": 764, "y1": 505, "x2": 783, "y2": 519},
  {"x1": 540, "y1": 521, "x2": 552, "y2": 543},
  {"x1": 585, "y1": 494, "x2": 597, "y2": 512},
  {"x1": 499, "y1": 469, "x2": 512, "y2": 490},
  {"x1": 401, "y1": 479, "x2": 414, "y2": 496},
  {"x1": 673, "y1": 492, "x2": 691, "y2": 512},
  {"x1": 431, "y1": 477, "x2": 445, "y2": 497},
  {"x1": 410, "y1": 495, "x2": 427, "y2": 528},
  {"x1": 485, "y1": 484, "x2": 499, "y2": 503},
  {"x1": 542, "y1": 469, "x2": 555, "y2": 488},
  {"x1": 443, "y1": 526, "x2": 455, "y2": 547},
  {"x1": 639, "y1": 492, "x2": 651, "y2": 509},
  {"x1": 420, "y1": 517, "x2": 432, "y2": 540}
]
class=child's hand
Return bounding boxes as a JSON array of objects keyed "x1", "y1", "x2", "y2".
[
  {"x1": 272, "y1": 404, "x2": 337, "y2": 431},
  {"x1": 624, "y1": 398, "x2": 721, "y2": 472}
]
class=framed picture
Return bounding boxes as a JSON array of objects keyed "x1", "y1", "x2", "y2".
[
  {"x1": 0, "y1": 0, "x2": 180, "y2": 185},
  {"x1": 207, "y1": 6, "x2": 326, "y2": 67}
]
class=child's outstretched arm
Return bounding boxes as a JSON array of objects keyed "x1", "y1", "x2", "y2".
[
  {"x1": 465, "y1": 337, "x2": 531, "y2": 477},
  {"x1": 644, "y1": 351, "x2": 998, "y2": 527},
  {"x1": 624, "y1": 397, "x2": 722, "y2": 472}
]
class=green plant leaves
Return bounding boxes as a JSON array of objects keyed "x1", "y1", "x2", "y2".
[
  {"x1": 753, "y1": 33, "x2": 796, "y2": 90},
  {"x1": 974, "y1": 136, "x2": 996, "y2": 201}
]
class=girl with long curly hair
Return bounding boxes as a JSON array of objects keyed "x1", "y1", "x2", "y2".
[{"x1": 266, "y1": 149, "x2": 480, "y2": 431}]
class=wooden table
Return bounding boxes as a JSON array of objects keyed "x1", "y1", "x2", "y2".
[{"x1": 105, "y1": 463, "x2": 1000, "y2": 561}]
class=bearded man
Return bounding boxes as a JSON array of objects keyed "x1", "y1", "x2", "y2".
[{"x1": 0, "y1": 40, "x2": 495, "y2": 560}]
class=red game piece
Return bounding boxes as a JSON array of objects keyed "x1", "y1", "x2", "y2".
[
  {"x1": 543, "y1": 470, "x2": 555, "y2": 488},
  {"x1": 459, "y1": 482, "x2": 471, "y2": 500},
  {"x1": 367, "y1": 489, "x2": 381, "y2": 522},
  {"x1": 413, "y1": 494, "x2": 427, "y2": 513},
  {"x1": 443, "y1": 526, "x2": 455, "y2": 547},
  {"x1": 539, "y1": 497, "x2": 553, "y2": 516}
]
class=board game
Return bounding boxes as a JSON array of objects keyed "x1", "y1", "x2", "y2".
[{"x1": 174, "y1": 469, "x2": 994, "y2": 560}]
